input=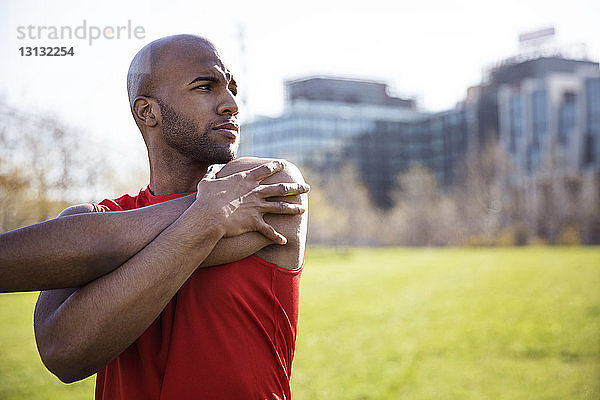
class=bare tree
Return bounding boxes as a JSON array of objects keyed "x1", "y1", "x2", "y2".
[
  {"x1": 0, "y1": 101, "x2": 113, "y2": 231},
  {"x1": 579, "y1": 171, "x2": 600, "y2": 244},
  {"x1": 305, "y1": 165, "x2": 384, "y2": 246}
]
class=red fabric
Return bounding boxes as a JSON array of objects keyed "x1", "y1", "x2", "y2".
[{"x1": 93, "y1": 187, "x2": 301, "y2": 400}]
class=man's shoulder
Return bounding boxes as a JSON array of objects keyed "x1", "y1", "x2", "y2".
[
  {"x1": 58, "y1": 190, "x2": 145, "y2": 217},
  {"x1": 58, "y1": 204, "x2": 97, "y2": 217},
  {"x1": 222, "y1": 157, "x2": 305, "y2": 183}
]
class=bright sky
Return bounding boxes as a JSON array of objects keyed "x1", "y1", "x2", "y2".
[{"x1": 1, "y1": 0, "x2": 599, "y2": 170}]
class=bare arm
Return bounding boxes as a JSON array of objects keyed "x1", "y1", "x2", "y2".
[
  {"x1": 0, "y1": 158, "x2": 306, "y2": 292},
  {"x1": 34, "y1": 159, "x2": 308, "y2": 383},
  {"x1": 0, "y1": 196, "x2": 194, "y2": 292}
]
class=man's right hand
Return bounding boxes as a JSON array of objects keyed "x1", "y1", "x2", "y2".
[{"x1": 194, "y1": 160, "x2": 309, "y2": 245}]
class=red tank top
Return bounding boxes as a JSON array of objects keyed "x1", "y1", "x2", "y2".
[{"x1": 93, "y1": 187, "x2": 302, "y2": 399}]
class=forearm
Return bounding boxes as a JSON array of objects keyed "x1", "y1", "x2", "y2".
[
  {"x1": 202, "y1": 232, "x2": 271, "y2": 266},
  {"x1": 35, "y1": 212, "x2": 223, "y2": 383},
  {"x1": 0, "y1": 194, "x2": 265, "y2": 291},
  {"x1": 0, "y1": 195, "x2": 195, "y2": 292}
]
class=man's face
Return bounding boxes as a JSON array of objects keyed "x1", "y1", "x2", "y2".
[{"x1": 154, "y1": 42, "x2": 239, "y2": 165}]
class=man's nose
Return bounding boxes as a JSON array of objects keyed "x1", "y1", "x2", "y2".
[{"x1": 217, "y1": 89, "x2": 239, "y2": 115}]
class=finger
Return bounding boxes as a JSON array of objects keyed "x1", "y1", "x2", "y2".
[
  {"x1": 257, "y1": 182, "x2": 310, "y2": 198},
  {"x1": 245, "y1": 160, "x2": 286, "y2": 182},
  {"x1": 260, "y1": 201, "x2": 306, "y2": 215},
  {"x1": 257, "y1": 222, "x2": 287, "y2": 245}
]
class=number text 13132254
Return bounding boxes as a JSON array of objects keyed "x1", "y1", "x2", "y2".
[{"x1": 19, "y1": 47, "x2": 75, "y2": 56}]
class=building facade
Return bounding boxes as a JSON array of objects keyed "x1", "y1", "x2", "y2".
[
  {"x1": 349, "y1": 110, "x2": 468, "y2": 208},
  {"x1": 241, "y1": 76, "x2": 424, "y2": 172},
  {"x1": 241, "y1": 76, "x2": 468, "y2": 208},
  {"x1": 493, "y1": 57, "x2": 600, "y2": 178},
  {"x1": 241, "y1": 57, "x2": 600, "y2": 210}
]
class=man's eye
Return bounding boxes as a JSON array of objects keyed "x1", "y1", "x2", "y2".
[
  {"x1": 229, "y1": 87, "x2": 238, "y2": 96},
  {"x1": 196, "y1": 84, "x2": 211, "y2": 91}
]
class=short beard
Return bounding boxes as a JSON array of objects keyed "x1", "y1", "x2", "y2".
[{"x1": 157, "y1": 98, "x2": 236, "y2": 165}]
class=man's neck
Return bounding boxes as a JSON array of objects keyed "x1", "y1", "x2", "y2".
[
  {"x1": 148, "y1": 156, "x2": 208, "y2": 196},
  {"x1": 148, "y1": 173, "x2": 204, "y2": 196}
]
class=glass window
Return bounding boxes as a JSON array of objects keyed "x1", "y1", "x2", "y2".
[
  {"x1": 509, "y1": 94, "x2": 522, "y2": 153},
  {"x1": 558, "y1": 93, "x2": 577, "y2": 146},
  {"x1": 532, "y1": 89, "x2": 548, "y2": 145},
  {"x1": 587, "y1": 79, "x2": 600, "y2": 166}
]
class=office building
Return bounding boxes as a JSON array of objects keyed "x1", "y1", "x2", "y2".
[
  {"x1": 241, "y1": 76, "x2": 424, "y2": 172},
  {"x1": 241, "y1": 76, "x2": 469, "y2": 208},
  {"x1": 469, "y1": 56, "x2": 600, "y2": 177},
  {"x1": 241, "y1": 54, "x2": 599, "y2": 210}
]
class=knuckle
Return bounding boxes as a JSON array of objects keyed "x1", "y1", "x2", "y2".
[{"x1": 263, "y1": 163, "x2": 275, "y2": 174}]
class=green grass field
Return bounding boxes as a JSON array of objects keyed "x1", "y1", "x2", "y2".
[{"x1": 1, "y1": 247, "x2": 599, "y2": 399}]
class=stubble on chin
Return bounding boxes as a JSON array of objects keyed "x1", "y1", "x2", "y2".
[{"x1": 158, "y1": 99, "x2": 237, "y2": 165}]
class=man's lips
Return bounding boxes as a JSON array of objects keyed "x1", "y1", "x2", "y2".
[
  {"x1": 212, "y1": 122, "x2": 239, "y2": 132},
  {"x1": 212, "y1": 122, "x2": 239, "y2": 140}
]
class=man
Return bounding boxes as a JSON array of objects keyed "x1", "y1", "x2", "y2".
[{"x1": 7, "y1": 34, "x2": 307, "y2": 399}]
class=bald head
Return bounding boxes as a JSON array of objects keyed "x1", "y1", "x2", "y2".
[{"x1": 126, "y1": 34, "x2": 219, "y2": 109}]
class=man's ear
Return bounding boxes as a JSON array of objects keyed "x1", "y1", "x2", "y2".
[{"x1": 133, "y1": 96, "x2": 159, "y2": 128}]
